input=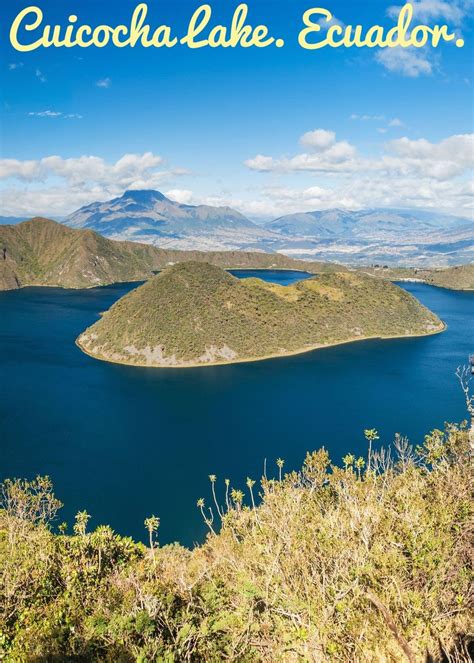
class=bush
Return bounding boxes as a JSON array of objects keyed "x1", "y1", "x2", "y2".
[{"x1": 0, "y1": 423, "x2": 472, "y2": 661}]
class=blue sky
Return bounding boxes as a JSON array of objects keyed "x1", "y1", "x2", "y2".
[{"x1": 1, "y1": 0, "x2": 473, "y2": 219}]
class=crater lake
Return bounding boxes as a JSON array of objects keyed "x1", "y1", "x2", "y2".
[{"x1": 0, "y1": 270, "x2": 472, "y2": 546}]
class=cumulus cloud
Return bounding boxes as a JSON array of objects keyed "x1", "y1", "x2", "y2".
[
  {"x1": 96, "y1": 77, "x2": 111, "y2": 88},
  {"x1": 164, "y1": 189, "x2": 194, "y2": 204},
  {"x1": 375, "y1": 47, "x2": 433, "y2": 77},
  {"x1": 241, "y1": 130, "x2": 474, "y2": 217},
  {"x1": 246, "y1": 129, "x2": 357, "y2": 173},
  {"x1": 0, "y1": 152, "x2": 188, "y2": 215},
  {"x1": 383, "y1": 134, "x2": 474, "y2": 179},
  {"x1": 0, "y1": 152, "x2": 166, "y2": 184},
  {"x1": 299, "y1": 129, "x2": 336, "y2": 150},
  {"x1": 204, "y1": 174, "x2": 473, "y2": 220},
  {"x1": 246, "y1": 130, "x2": 473, "y2": 180}
]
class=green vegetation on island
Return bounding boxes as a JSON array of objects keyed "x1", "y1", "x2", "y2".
[
  {"x1": 0, "y1": 218, "x2": 343, "y2": 292},
  {"x1": 0, "y1": 422, "x2": 472, "y2": 661},
  {"x1": 77, "y1": 261, "x2": 444, "y2": 368},
  {"x1": 363, "y1": 263, "x2": 474, "y2": 291}
]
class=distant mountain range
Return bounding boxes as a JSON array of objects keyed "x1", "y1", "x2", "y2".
[
  {"x1": 265, "y1": 208, "x2": 474, "y2": 266},
  {"x1": 63, "y1": 191, "x2": 474, "y2": 267}
]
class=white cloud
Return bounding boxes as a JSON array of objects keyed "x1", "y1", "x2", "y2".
[
  {"x1": 27, "y1": 111, "x2": 82, "y2": 119},
  {"x1": 378, "y1": 1, "x2": 471, "y2": 77},
  {"x1": 96, "y1": 77, "x2": 111, "y2": 88},
  {"x1": 164, "y1": 189, "x2": 194, "y2": 204},
  {"x1": 8, "y1": 63, "x2": 23, "y2": 70},
  {"x1": 316, "y1": 14, "x2": 345, "y2": 30},
  {"x1": 1, "y1": 133, "x2": 473, "y2": 219},
  {"x1": 375, "y1": 47, "x2": 433, "y2": 77},
  {"x1": 241, "y1": 130, "x2": 474, "y2": 217},
  {"x1": 384, "y1": 134, "x2": 474, "y2": 179},
  {"x1": 0, "y1": 152, "x2": 188, "y2": 215},
  {"x1": 387, "y1": 1, "x2": 470, "y2": 24},
  {"x1": 246, "y1": 130, "x2": 473, "y2": 180},
  {"x1": 246, "y1": 129, "x2": 357, "y2": 173},
  {"x1": 28, "y1": 110, "x2": 62, "y2": 118},
  {"x1": 243, "y1": 155, "x2": 275, "y2": 171},
  {"x1": 0, "y1": 159, "x2": 42, "y2": 181},
  {"x1": 35, "y1": 68, "x2": 47, "y2": 83},
  {"x1": 299, "y1": 129, "x2": 336, "y2": 150},
  {"x1": 206, "y1": 174, "x2": 473, "y2": 220},
  {"x1": 388, "y1": 118, "x2": 405, "y2": 127}
]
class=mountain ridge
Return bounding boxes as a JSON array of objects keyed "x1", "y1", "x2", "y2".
[
  {"x1": 64, "y1": 190, "x2": 474, "y2": 265},
  {"x1": 0, "y1": 217, "x2": 343, "y2": 291}
]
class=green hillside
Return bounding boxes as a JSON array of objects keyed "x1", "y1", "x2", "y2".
[
  {"x1": 362, "y1": 263, "x2": 474, "y2": 291},
  {"x1": 0, "y1": 422, "x2": 471, "y2": 661},
  {"x1": 0, "y1": 218, "x2": 343, "y2": 291},
  {"x1": 77, "y1": 262, "x2": 444, "y2": 367},
  {"x1": 424, "y1": 263, "x2": 474, "y2": 290}
]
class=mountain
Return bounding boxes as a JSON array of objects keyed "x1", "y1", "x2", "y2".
[
  {"x1": 66, "y1": 189, "x2": 277, "y2": 251},
  {"x1": 0, "y1": 217, "x2": 166, "y2": 291},
  {"x1": 266, "y1": 208, "x2": 467, "y2": 237},
  {"x1": 0, "y1": 218, "x2": 343, "y2": 291},
  {"x1": 265, "y1": 208, "x2": 474, "y2": 267},
  {"x1": 77, "y1": 262, "x2": 444, "y2": 368},
  {"x1": 66, "y1": 195, "x2": 473, "y2": 265}
]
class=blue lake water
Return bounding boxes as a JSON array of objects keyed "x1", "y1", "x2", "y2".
[{"x1": 0, "y1": 270, "x2": 473, "y2": 547}]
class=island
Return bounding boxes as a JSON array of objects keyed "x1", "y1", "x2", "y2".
[{"x1": 76, "y1": 261, "x2": 445, "y2": 368}]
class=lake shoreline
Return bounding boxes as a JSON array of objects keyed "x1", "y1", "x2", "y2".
[
  {"x1": 76, "y1": 322, "x2": 447, "y2": 370},
  {"x1": 3, "y1": 271, "x2": 473, "y2": 293},
  {"x1": 1, "y1": 267, "x2": 316, "y2": 294}
]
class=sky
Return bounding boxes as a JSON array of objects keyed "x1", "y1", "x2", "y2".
[{"x1": 0, "y1": 0, "x2": 473, "y2": 220}]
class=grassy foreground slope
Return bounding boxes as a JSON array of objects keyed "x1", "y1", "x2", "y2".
[
  {"x1": 0, "y1": 423, "x2": 472, "y2": 661},
  {"x1": 363, "y1": 263, "x2": 474, "y2": 291},
  {"x1": 0, "y1": 218, "x2": 343, "y2": 291},
  {"x1": 77, "y1": 262, "x2": 444, "y2": 367}
]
